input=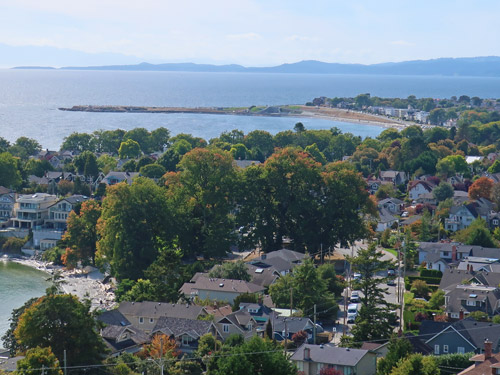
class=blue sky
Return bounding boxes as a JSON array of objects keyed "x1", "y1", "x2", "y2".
[{"x1": 1, "y1": 0, "x2": 499, "y2": 66}]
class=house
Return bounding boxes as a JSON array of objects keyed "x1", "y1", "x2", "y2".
[
  {"x1": 103, "y1": 171, "x2": 139, "y2": 185},
  {"x1": 379, "y1": 170, "x2": 408, "y2": 186},
  {"x1": 101, "y1": 325, "x2": 150, "y2": 356},
  {"x1": 445, "y1": 199, "x2": 495, "y2": 232},
  {"x1": 215, "y1": 310, "x2": 258, "y2": 341},
  {"x1": 233, "y1": 160, "x2": 261, "y2": 169},
  {"x1": 204, "y1": 304, "x2": 233, "y2": 319},
  {"x1": 440, "y1": 267, "x2": 500, "y2": 292},
  {"x1": 11, "y1": 193, "x2": 58, "y2": 229},
  {"x1": 116, "y1": 301, "x2": 208, "y2": 333},
  {"x1": 366, "y1": 179, "x2": 393, "y2": 195},
  {"x1": 245, "y1": 263, "x2": 280, "y2": 287},
  {"x1": 44, "y1": 195, "x2": 89, "y2": 231},
  {"x1": 419, "y1": 319, "x2": 500, "y2": 356},
  {"x1": 272, "y1": 316, "x2": 318, "y2": 342},
  {"x1": 458, "y1": 340, "x2": 500, "y2": 375},
  {"x1": 408, "y1": 180, "x2": 436, "y2": 200},
  {"x1": 179, "y1": 275, "x2": 265, "y2": 304},
  {"x1": 238, "y1": 302, "x2": 278, "y2": 326},
  {"x1": 418, "y1": 242, "x2": 500, "y2": 271},
  {"x1": 152, "y1": 317, "x2": 217, "y2": 354},
  {"x1": 0, "y1": 188, "x2": 15, "y2": 227},
  {"x1": 247, "y1": 249, "x2": 306, "y2": 276},
  {"x1": 376, "y1": 207, "x2": 398, "y2": 232},
  {"x1": 290, "y1": 344, "x2": 377, "y2": 375},
  {"x1": 444, "y1": 285, "x2": 500, "y2": 319},
  {"x1": 377, "y1": 197, "x2": 404, "y2": 214}
]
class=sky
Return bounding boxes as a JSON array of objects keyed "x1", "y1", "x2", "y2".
[{"x1": 1, "y1": 0, "x2": 500, "y2": 66}]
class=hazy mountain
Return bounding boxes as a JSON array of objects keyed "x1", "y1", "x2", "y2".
[
  {"x1": 49, "y1": 57, "x2": 500, "y2": 77},
  {"x1": 9, "y1": 51, "x2": 500, "y2": 77}
]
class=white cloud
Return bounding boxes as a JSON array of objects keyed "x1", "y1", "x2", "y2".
[
  {"x1": 226, "y1": 33, "x2": 261, "y2": 41},
  {"x1": 390, "y1": 40, "x2": 415, "y2": 47},
  {"x1": 285, "y1": 35, "x2": 319, "y2": 42}
]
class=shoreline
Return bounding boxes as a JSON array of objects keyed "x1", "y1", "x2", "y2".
[
  {"x1": 59, "y1": 104, "x2": 413, "y2": 130},
  {"x1": 5, "y1": 256, "x2": 116, "y2": 311}
]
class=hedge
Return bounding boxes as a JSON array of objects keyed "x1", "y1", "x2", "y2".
[
  {"x1": 408, "y1": 275, "x2": 442, "y2": 285},
  {"x1": 420, "y1": 269, "x2": 443, "y2": 278}
]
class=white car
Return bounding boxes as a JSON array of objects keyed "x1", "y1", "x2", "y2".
[{"x1": 350, "y1": 291, "x2": 361, "y2": 303}]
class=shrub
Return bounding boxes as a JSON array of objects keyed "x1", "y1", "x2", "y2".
[{"x1": 412, "y1": 279, "x2": 429, "y2": 298}]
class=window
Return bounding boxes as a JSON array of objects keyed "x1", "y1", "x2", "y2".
[
  {"x1": 139, "y1": 317, "x2": 144, "y2": 324},
  {"x1": 494, "y1": 219, "x2": 499, "y2": 226},
  {"x1": 247, "y1": 323, "x2": 253, "y2": 331},
  {"x1": 434, "y1": 345, "x2": 440, "y2": 355},
  {"x1": 466, "y1": 300, "x2": 476, "y2": 306},
  {"x1": 223, "y1": 324, "x2": 229, "y2": 333},
  {"x1": 443, "y1": 345, "x2": 449, "y2": 353},
  {"x1": 457, "y1": 347, "x2": 465, "y2": 354},
  {"x1": 182, "y1": 335, "x2": 190, "y2": 346},
  {"x1": 149, "y1": 318, "x2": 154, "y2": 323}
]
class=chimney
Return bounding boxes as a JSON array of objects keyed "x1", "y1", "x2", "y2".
[
  {"x1": 459, "y1": 309, "x2": 464, "y2": 320},
  {"x1": 484, "y1": 339, "x2": 492, "y2": 360},
  {"x1": 452, "y1": 246, "x2": 457, "y2": 261},
  {"x1": 261, "y1": 254, "x2": 267, "y2": 260},
  {"x1": 304, "y1": 347, "x2": 310, "y2": 360}
]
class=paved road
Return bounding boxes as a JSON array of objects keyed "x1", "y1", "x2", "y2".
[{"x1": 330, "y1": 241, "x2": 404, "y2": 345}]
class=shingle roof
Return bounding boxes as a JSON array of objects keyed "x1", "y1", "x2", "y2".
[
  {"x1": 152, "y1": 317, "x2": 213, "y2": 339},
  {"x1": 245, "y1": 263, "x2": 280, "y2": 287},
  {"x1": 290, "y1": 344, "x2": 371, "y2": 367},
  {"x1": 118, "y1": 301, "x2": 206, "y2": 321},
  {"x1": 97, "y1": 309, "x2": 131, "y2": 327},
  {"x1": 273, "y1": 316, "x2": 314, "y2": 334},
  {"x1": 180, "y1": 275, "x2": 265, "y2": 295},
  {"x1": 265, "y1": 249, "x2": 306, "y2": 263}
]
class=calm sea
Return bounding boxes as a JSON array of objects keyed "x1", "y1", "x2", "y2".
[
  {"x1": 1, "y1": 70, "x2": 500, "y2": 149},
  {"x1": 0, "y1": 261, "x2": 49, "y2": 340}
]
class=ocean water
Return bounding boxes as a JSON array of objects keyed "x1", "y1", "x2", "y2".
[
  {"x1": 0, "y1": 261, "x2": 49, "y2": 339},
  {"x1": 1, "y1": 70, "x2": 500, "y2": 149}
]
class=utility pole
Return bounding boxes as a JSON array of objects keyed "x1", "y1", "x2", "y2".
[
  {"x1": 42, "y1": 365, "x2": 45, "y2": 375},
  {"x1": 284, "y1": 319, "x2": 288, "y2": 354},
  {"x1": 63, "y1": 350, "x2": 67, "y2": 375},
  {"x1": 289, "y1": 287, "x2": 293, "y2": 317},
  {"x1": 313, "y1": 304, "x2": 317, "y2": 345},
  {"x1": 159, "y1": 337, "x2": 164, "y2": 375}
]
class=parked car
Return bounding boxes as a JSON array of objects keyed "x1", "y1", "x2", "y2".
[
  {"x1": 353, "y1": 273, "x2": 362, "y2": 281},
  {"x1": 387, "y1": 278, "x2": 396, "y2": 286},
  {"x1": 387, "y1": 269, "x2": 396, "y2": 276},
  {"x1": 347, "y1": 303, "x2": 359, "y2": 323},
  {"x1": 350, "y1": 290, "x2": 361, "y2": 303}
]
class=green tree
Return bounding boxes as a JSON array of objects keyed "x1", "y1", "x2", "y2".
[
  {"x1": 429, "y1": 108, "x2": 447, "y2": 125},
  {"x1": 62, "y1": 200, "x2": 101, "y2": 265},
  {"x1": 208, "y1": 336, "x2": 296, "y2": 375},
  {"x1": 150, "y1": 127, "x2": 171, "y2": 152},
  {"x1": 15, "y1": 294, "x2": 107, "y2": 367},
  {"x1": 208, "y1": 260, "x2": 251, "y2": 281},
  {"x1": 244, "y1": 130, "x2": 274, "y2": 158},
  {"x1": 1, "y1": 297, "x2": 38, "y2": 355},
  {"x1": 390, "y1": 353, "x2": 439, "y2": 375},
  {"x1": 317, "y1": 263, "x2": 345, "y2": 297},
  {"x1": 166, "y1": 148, "x2": 236, "y2": 258},
  {"x1": 24, "y1": 159, "x2": 54, "y2": 177},
  {"x1": 119, "y1": 139, "x2": 142, "y2": 159},
  {"x1": 433, "y1": 353, "x2": 474, "y2": 375},
  {"x1": 60, "y1": 132, "x2": 95, "y2": 152},
  {"x1": 433, "y1": 182, "x2": 454, "y2": 202},
  {"x1": 428, "y1": 290, "x2": 445, "y2": 310},
  {"x1": 17, "y1": 346, "x2": 63, "y2": 375},
  {"x1": 123, "y1": 128, "x2": 151, "y2": 153},
  {"x1": 355, "y1": 93, "x2": 372, "y2": 109},
  {"x1": 230, "y1": 143, "x2": 248, "y2": 160},
  {"x1": 294, "y1": 122, "x2": 306, "y2": 133},
  {"x1": 12, "y1": 137, "x2": 42, "y2": 158},
  {"x1": 489, "y1": 160, "x2": 500, "y2": 174},
  {"x1": 97, "y1": 154, "x2": 118, "y2": 174},
  {"x1": 349, "y1": 243, "x2": 396, "y2": 344},
  {"x1": 97, "y1": 178, "x2": 174, "y2": 280},
  {"x1": 305, "y1": 143, "x2": 327, "y2": 164},
  {"x1": 454, "y1": 218, "x2": 496, "y2": 248},
  {"x1": 269, "y1": 259, "x2": 338, "y2": 320},
  {"x1": 377, "y1": 336, "x2": 413, "y2": 375},
  {"x1": 0, "y1": 152, "x2": 22, "y2": 189},
  {"x1": 139, "y1": 164, "x2": 166, "y2": 178}
]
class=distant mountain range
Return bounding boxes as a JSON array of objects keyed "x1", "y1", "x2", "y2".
[{"x1": 11, "y1": 56, "x2": 500, "y2": 77}]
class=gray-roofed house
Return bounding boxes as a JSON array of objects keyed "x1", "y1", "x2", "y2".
[
  {"x1": 215, "y1": 310, "x2": 258, "y2": 341},
  {"x1": 272, "y1": 316, "x2": 318, "y2": 343},
  {"x1": 290, "y1": 344, "x2": 377, "y2": 375},
  {"x1": 101, "y1": 325, "x2": 150, "y2": 356},
  {"x1": 378, "y1": 197, "x2": 404, "y2": 214},
  {"x1": 117, "y1": 301, "x2": 208, "y2": 333},
  {"x1": 0, "y1": 189, "x2": 15, "y2": 227},
  {"x1": 238, "y1": 302, "x2": 278, "y2": 326},
  {"x1": 44, "y1": 195, "x2": 89, "y2": 231},
  {"x1": 379, "y1": 170, "x2": 408, "y2": 186},
  {"x1": 376, "y1": 207, "x2": 398, "y2": 232},
  {"x1": 444, "y1": 285, "x2": 500, "y2": 319},
  {"x1": 233, "y1": 160, "x2": 261, "y2": 169},
  {"x1": 0, "y1": 356, "x2": 25, "y2": 373},
  {"x1": 420, "y1": 318, "x2": 500, "y2": 356},
  {"x1": 103, "y1": 171, "x2": 139, "y2": 185},
  {"x1": 245, "y1": 263, "x2": 281, "y2": 287},
  {"x1": 179, "y1": 275, "x2": 265, "y2": 304},
  {"x1": 440, "y1": 268, "x2": 500, "y2": 294},
  {"x1": 445, "y1": 198, "x2": 495, "y2": 232},
  {"x1": 152, "y1": 317, "x2": 217, "y2": 353}
]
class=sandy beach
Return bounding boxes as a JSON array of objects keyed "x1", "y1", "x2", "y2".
[{"x1": 9, "y1": 257, "x2": 117, "y2": 311}]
